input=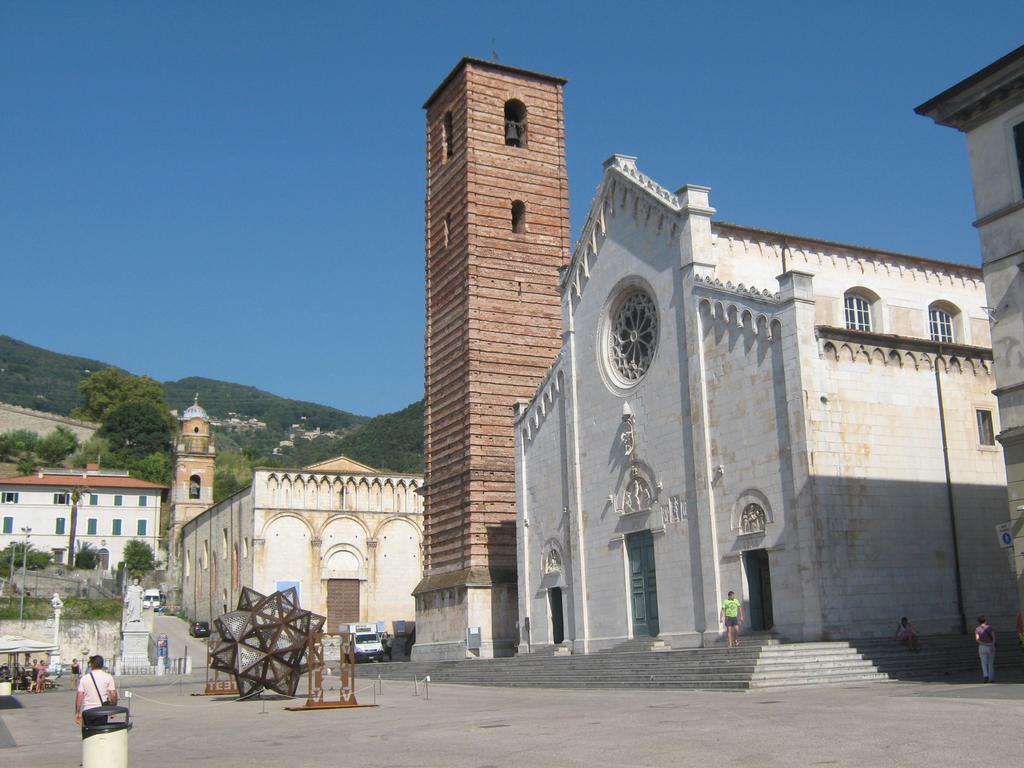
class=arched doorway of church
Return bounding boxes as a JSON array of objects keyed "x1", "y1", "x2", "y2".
[
  {"x1": 743, "y1": 549, "x2": 774, "y2": 631},
  {"x1": 548, "y1": 587, "x2": 564, "y2": 645}
]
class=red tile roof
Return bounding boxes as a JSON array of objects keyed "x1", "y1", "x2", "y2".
[{"x1": 0, "y1": 474, "x2": 167, "y2": 490}]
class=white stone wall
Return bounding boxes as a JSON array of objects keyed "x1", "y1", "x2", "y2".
[
  {"x1": 0, "y1": 619, "x2": 120, "y2": 666},
  {"x1": 808, "y1": 341, "x2": 1014, "y2": 634},
  {"x1": 711, "y1": 226, "x2": 990, "y2": 347}
]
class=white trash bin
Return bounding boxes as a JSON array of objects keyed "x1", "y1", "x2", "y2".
[
  {"x1": 82, "y1": 705, "x2": 130, "y2": 768},
  {"x1": 0, "y1": 681, "x2": 12, "y2": 696}
]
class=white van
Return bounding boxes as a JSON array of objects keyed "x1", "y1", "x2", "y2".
[
  {"x1": 346, "y1": 623, "x2": 384, "y2": 663},
  {"x1": 142, "y1": 589, "x2": 162, "y2": 610}
]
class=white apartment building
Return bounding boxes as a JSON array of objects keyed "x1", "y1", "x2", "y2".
[{"x1": 0, "y1": 467, "x2": 165, "y2": 572}]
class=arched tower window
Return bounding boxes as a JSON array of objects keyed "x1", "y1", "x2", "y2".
[
  {"x1": 443, "y1": 111, "x2": 454, "y2": 160},
  {"x1": 504, "y1": 99, "x2": 527, "y2": 148},
  {"x1": 189, "y1": 474, "x2": 201, "y2": 500},
  {"x1": 928, "y1": 301, "x2": 960, "y2": 343},
  {"x1": 511, "y1": 200, "x2": 526, "y2": 233}
]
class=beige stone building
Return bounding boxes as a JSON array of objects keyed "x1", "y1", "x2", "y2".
[
  {"x1": 180, "y1": 455, "x2": 423, "y2": 634},
  {"x1": 515, "y1": 156, "x2": 1017, "y2": 653}
]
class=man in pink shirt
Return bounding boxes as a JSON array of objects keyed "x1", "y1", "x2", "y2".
[{"x1": 74, "y1": 655, "x2": 118, "y2": 726}]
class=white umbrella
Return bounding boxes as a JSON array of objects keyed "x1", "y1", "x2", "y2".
[{"x1": 0, "y1": 636, "x2": 58, "y2": 655}]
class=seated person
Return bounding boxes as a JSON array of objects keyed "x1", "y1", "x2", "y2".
[{"x1": 895, "y1": 616, "x2": 919, "y2": 652}]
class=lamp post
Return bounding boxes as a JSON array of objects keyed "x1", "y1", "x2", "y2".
[{"x1": 18, "y1": 526, "x2": 31, "y2": 627}]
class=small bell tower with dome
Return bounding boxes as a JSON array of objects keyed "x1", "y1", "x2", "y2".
[{"x1": 169, "y1": 395, "x2": 217, "y2": 583}]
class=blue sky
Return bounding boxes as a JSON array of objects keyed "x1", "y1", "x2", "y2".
[{"x1": 2, "y1": 2, "x2": 1021, "y2": 416}]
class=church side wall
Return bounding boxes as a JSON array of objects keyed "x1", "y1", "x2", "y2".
[
  {"x1": 180, "y1": 488, "x2": 254, "y2": 625},
  {"x1": 807, "y1": 346, "x2": 1014, "y2": 635}
]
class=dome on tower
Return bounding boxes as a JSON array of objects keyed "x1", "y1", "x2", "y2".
[{"x1": 181, "y1": 394, "x2": 209, "y2": 422}]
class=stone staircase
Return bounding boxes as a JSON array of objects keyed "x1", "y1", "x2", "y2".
[
  {"x1": 847, "y1": 633, "x2": 1024, "y2": 681},
  {"x1": 370, "y1": 639, "x2": 886, "y2": 691}
]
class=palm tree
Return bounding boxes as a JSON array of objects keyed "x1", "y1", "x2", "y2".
[{"x1": 66, "y1": 485, "x2": 91, "y2": 571}]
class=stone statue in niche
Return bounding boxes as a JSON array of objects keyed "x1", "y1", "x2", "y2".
[
  {"x1": 544, "y1": 548, "x2": 562, "y2": 574},
  {"x1": 740, "y1": 503, "x2": 767, "y2": 534},
  {"x1": 620, "y1": 417, "x2": 636, "y2": 457}
]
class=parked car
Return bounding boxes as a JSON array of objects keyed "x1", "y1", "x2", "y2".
[{"x1": 189, "y1": 621, "x2": 210, "y2": 638}]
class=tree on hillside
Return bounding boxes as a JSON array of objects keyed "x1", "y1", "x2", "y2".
[
  {"x1": 16, "y1": 453, "x2": 38, "y2": 475},
  {"x1": 69, "y1": 435, "x2": 110, "y2": 468},
  {"x1": 122, "y1": 539, "x2": 157, "y2": 578},
  {"x1": 73, "y1": 369, "x2": 167, "y2": 423},
  {"x1": 36, "y1": 426, "x2": 79, "y2": 465},
  {"x1": 75, "y1": 542, "x2": 98, "y2": 570},
  {"x1": 99, "y1": 401, "x2": 173, "y2": 457},
  {"x1": 1, "y1": 542, "x2": 53, "y2": 571},
  {"x1": 0, "y1": 430, "x2": 39, "y2": 462}
]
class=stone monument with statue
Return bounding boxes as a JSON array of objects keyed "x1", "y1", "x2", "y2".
[{"x1": 119, "y1": 578, "x2": 150, "y2": 670}]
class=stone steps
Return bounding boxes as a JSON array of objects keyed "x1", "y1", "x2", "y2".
[
  {"x1": 372, "y1": 640, "x2": 886, "y2": 691},
  {"x1": 370, "y1": 634, "x2": 1024, "y2": 691}
]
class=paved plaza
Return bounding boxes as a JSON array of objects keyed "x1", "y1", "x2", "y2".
[{"x1": 2, "y1": 670, "x2": 1022, "y2": 767}]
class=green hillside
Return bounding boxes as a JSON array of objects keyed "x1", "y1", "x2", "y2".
[
  {"x1": 0, "y1": 335, "x2": 110, "y2": 415},
  {"x1": 278, "y1": 400, "x2": 424, "y2": 474},
  {"x1": 0, "y1": 335, "x2": 424, "y2": 473},
  {"x1": 163, "y1": 377, "x2": 366, "y2": 433}
]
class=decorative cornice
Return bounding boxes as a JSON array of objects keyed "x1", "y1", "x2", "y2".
[
  {"x1": 817, "y1": 325, "x2": 993, "y2": 373},
  {"x1": 692, "y1": 274, "x2": 781, "y2": 303}
]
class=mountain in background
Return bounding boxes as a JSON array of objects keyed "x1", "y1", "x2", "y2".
[{"x1": 0, "y1": 335, "x2": 423, "y2": 473}]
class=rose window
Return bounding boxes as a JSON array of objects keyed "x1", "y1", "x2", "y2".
[{"x1": 609, "y1": 289, "x2": 658, "y2": 384}]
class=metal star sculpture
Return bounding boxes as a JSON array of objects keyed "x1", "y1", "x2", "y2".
[{"x1": 209, "y1": 586, "x2": 326, "y2": 698}]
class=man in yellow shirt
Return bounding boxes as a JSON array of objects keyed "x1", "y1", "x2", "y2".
[{"x1": 720, "y1": 591, "x2": 743, "y2": 647}]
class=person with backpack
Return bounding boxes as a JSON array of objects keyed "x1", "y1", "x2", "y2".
[{"x1": 974, "y1": 616, "x2": 996, "y2": 683}]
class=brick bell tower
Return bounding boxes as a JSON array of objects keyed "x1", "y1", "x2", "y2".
[{"x1": 415, "y1": 58, "x2": 570, "y2": 659}]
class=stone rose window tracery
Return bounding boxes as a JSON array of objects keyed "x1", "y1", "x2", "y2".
[
  {"x1": 609, "y1": 289, "x2": 658, "y2": 385},
  {"x1": 740, "y1": 503, "x2": 767, "y2": 534}
]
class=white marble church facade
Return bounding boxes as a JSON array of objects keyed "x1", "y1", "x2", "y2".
[{"x1": 515, "y1": 155, "x2": 1017, "y2": 653}]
